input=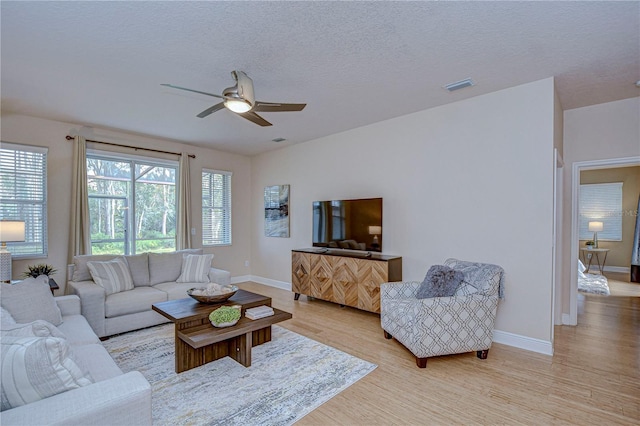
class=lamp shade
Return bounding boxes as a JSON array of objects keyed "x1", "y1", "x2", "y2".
[
  {"x1": 0, "y1": 220, "x2": 25, "y2": 242},
  {"x1": 368, "y1": 225, "x2": 382, "y2": 235},
  {"x1": 588, "y1": 221, "x2": 604, "y2": 232}
]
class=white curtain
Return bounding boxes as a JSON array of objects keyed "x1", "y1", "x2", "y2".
[
  {"x1": 67, "y1": 136, "x2": 91, "y2": 291},
  {"x1": 177, "y1": 153, "x2": 192, "y2": 250}
]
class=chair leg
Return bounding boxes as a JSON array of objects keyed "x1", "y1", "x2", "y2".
[
  {"x1": 416, "y1": 357, "x2": 428, "y2": 368},
  {"x1": 477, "y1": 349, "x2": 489, "y2": 359},
  {"x1": 383, "y1": 330, "x2": 393, "y2": 339}
]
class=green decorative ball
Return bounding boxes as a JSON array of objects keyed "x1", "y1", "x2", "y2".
[{"x1": 209, "y1": 306, "x2": 241, "y2": 324}]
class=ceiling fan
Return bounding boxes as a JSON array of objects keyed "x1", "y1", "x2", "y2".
[{"x1": 161, "y1": 71, "x2": 306, "y2": 127}]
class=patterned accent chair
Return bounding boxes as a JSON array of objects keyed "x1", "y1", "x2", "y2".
[{"x1": 380, "y1": 258, "x2": 504, "y2": 368}]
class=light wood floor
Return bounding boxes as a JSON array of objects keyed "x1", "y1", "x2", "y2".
[
  {"x1": 236, "y1": 281, "x2": 640, "y2": 425},
  {"x1": 604, "y1": 271, "x2": 640, "y2": 297}
]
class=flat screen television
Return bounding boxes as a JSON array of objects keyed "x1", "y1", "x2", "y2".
[{"x1": 312, "y1": 197, "x2": 382, "y2": 252}]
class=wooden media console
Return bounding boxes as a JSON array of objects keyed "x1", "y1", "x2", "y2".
[{"x1": 291, "y1": 248, "x2": 402, "y2": 313}]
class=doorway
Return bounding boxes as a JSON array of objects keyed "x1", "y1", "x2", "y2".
[{"x1": 569, "y1": 156, "x2": 640, "y2": 325}]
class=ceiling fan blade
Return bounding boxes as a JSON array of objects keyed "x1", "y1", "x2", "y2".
[
  {"x1": 197, "y1": 102, "x2": 225, "y2": 118},
  {"x1": 161, "y1": 83, "x2": 223, "y2": 99},
  {"x1": 238, "y1": 111, "x2": 273, "y2": 127},
  {"x1": 253, "y1": 101, "x2": 307, "y2": 112}
]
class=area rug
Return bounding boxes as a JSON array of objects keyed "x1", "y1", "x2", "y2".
[
  {"x1": 102, "y1": 323, "x2": 376, "y2": 425},
  {"x1": 578, "y1": 271, "x2": 610, "y2": 295}
]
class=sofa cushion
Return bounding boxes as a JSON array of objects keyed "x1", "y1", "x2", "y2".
[
  {"x1": 56, "y1": 315, "x2": 101, "y2": 346},
  {"x1": 72, "y1": 254, "x2": 119, "y2": 282},
  {"x1": 1, "y1": 320, "x2": 66, "y2": 339},
  {"x1": 153, "y1": 281, "x2": 201, "y2": 301},
  {"x1": 88, "y1": 258, "x2": 134, "y2": 295},
  {"x1": 70, "y1": 344, "x2": 123, "y2": 382},
  {"x1": 125, "y1": 253, "x2": 151, "y2": 287},
  {"x1": 0, "y1": 276, "x2": 63, "y2": 326},
  {"x1": 177, "y1": 254, "x2": 213, "y2": 283},
  {"x1": 416, "y1": 265, "x2": 464, "y2": 299},
  {"x1": 104, "y1": 287, "x2": 167, "y2": 318},
  {"x1": 148, "y1": 249, "x2": 202, "y2": 285},
  {"x1": 0, "y1": 335, "x2": 93, "y2": 411}
]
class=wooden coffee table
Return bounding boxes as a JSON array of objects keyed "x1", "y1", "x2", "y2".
[{"x1": 152, "y1": 289, "x2": 292, "y2": 373}]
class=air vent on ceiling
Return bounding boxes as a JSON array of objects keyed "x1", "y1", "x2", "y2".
[
  {"x1": 444, "y1": 78, "x2": 475, "y2": 92},
  {"x1": 272, "y1": 138, "x2": 286, "y2": 143}
]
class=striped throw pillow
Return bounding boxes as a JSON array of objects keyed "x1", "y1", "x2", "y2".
[
  {"x1": 87, "y1": 258, "x2": 134, "y2": 295},
  {"x1": 1, "y1": 335, "x2": 93, "y2": 410},
  {"x1": 176, "y1": 254, "x2": 214, "y2": 283}
]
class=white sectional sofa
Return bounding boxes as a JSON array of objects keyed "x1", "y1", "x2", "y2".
[
  {"x1": 1, "y1": 277, "x2": 152, "y2": 425},
  {"x1": 67, "y1": 249, "x2": 231, "y2": 338}
]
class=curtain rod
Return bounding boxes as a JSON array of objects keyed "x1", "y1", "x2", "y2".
[{"x1": 65, "y1": 135, "x2": 195, "y2": 158}]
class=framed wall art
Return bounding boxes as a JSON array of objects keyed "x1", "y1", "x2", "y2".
[{"x1": 264, "y1": 185, "x2": 290, "y2": 237}]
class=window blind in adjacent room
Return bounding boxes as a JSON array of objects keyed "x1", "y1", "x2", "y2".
[{"x1": 579, "y1": 182, "x2": 623, "y2": 241}]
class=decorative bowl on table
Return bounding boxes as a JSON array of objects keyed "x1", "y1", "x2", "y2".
[
  {"x1": 209, "y1": 305, "x2": 242, "y2": 328},
  {"x1": 186, "y1": 284, "x2": 238, "y2": 304}
]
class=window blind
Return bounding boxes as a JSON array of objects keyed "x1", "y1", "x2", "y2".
[
  {"x1": 0, "y1": 143, "x2": 48, "y2": 257},
  {"x1": 579, "y1": 182, "x2": 623, "y2": 241},
  {"x1": 202, "y1": 169, "x2": 232, "y2": 246}
]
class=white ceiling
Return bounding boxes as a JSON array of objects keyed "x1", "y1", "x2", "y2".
[{"x1": 1, "y1": 1, "x2": 639, "y2": 156}]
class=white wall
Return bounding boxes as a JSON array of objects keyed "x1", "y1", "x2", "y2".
[
  {"x1": 560, "y1": 97, "x2": 640, "y2": 317},
  {"x1": 1, "y1": 113, "x2": 253, "y2": 292},
  {"x1": 251, "y1": 78, "x2": 557, "y2": 347}
]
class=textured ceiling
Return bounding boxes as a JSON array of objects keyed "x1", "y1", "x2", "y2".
[{"x1": 1, "y1": 1, "x2": 639, "y2": 156}]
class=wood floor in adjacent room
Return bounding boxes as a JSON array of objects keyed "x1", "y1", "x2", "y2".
[{"x1": 236, "y1": 281, "x2": 639, "y2": 425}]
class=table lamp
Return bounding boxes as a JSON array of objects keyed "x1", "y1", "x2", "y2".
[
  {"x1": 368, "y1": 225, "x2": 382, "y2": 250},
  {"x1": 588, "y1": 221, "x2": 603, "y2": 249},
  {"x1": 0, "y1": 220, "x2": 25, "y2": 283}
]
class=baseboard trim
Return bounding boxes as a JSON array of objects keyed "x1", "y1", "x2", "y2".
[
  {"x1": 562, "y1": 313, "x2": 576, "y2": 326},
  {"x1": 492, "y1": 330, "x2": 553, "y2": 355},
  {"x1": 603, "y1": 266, "x2": 630, "y2": 274},
  {"x1": 243, "y1": 275, "x2": 292, "y2": 291},
  {"x1": 230, "y1": 275, "x2": 252, "y2": 285}
]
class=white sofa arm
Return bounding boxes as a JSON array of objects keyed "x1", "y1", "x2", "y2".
[
  {"x1": 209, "y1": 267, "x2": 231, "y2": 286},
  {"x1": 54, "y1": 295, "x2": 81, "y2": 316},
  {"x1": 67, "y1": 280, "x2": 107, "y2": 337},
  {"x1": 0, "y1": 371, "x2": 151, "y2": 426}
]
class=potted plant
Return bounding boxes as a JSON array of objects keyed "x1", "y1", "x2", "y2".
[
  {"x1": 585, "y1": 241, "x2": 595, "y2": 249},
  {"x1": 22, "y1": 264, "x2": 57, "y2": 279}
]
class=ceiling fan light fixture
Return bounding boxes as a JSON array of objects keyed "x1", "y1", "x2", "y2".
[{"x1": 224, "y1": 98, "x2": 252, "y2": 113}]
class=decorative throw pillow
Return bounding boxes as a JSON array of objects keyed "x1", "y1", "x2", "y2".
[
  {"x1": 416, "y1": 265, "x2": 465, "y2": 299},
  {"x1": 0, "y1": 276, "x2": 63, "y2": 326},
  {"x1": 0, "y1": 335, "x2": 93, "y2": 411},
  {"x1": 177, "y1": 254, "x2": 214, "y2": 283},
  {"x1": 87, "y1": 258, "x2": 134, "y2": 295},
  {"x1": 1, "y1": 319, "x2": 66, "y2": 339}
]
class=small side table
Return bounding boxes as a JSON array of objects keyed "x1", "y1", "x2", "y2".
[
  {"x1": 48, "y1": 278, "x2": 59, "y2": 295},
  {"x1": 580, "y1": 248, "x2": 610, "y2": 274}
]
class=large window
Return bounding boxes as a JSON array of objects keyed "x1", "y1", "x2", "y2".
[
  {"x1": 579, "y1": 182, "x2": 623, "y2": 241},
  {"x1": 202, "y1": 169, "x2": 231, "y2": 246},
  {"x1": 0, "y1": 143, "x2": 48, "y2": 258},
  {"x1": 87, "y1": 153, "x2": 177, "y2": 255}
]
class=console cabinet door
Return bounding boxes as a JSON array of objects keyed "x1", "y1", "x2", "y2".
[
  {"x1": 310, "y1": 254, "x2": 333, "y2": 300},
  {"x1": 291, "y1": 252, "x2": 310, "y2": 295},
  {"x1": 357, "y1": 259, "x2": 388, "y2": 313},
  {"x1": 331, "y1": 256, "x2": 359, "y2": 307}
]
